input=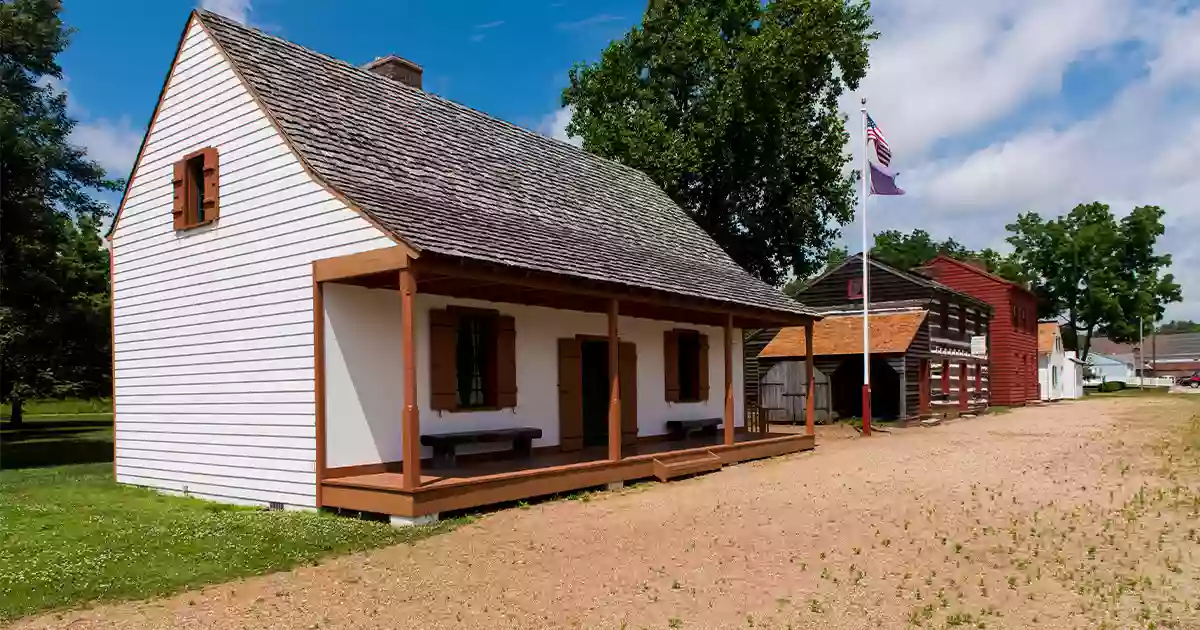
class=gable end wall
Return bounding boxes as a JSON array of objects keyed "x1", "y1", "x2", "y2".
[{"x1": 109, "y1": 17, "x2": 395, "y2": 508}]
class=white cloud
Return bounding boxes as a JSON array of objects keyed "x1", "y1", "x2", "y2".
[
  {"x1": 537, "y1": 106, "x2": 582, "y2": 147},
  {"x1": 199, "y1": 0, "x2": 252, "y2": 24},
  {"x1": 849, "y1": 0, "x2": 1200, "y2": 320},
  {"x1": 850, "y1": 0, "x2": 1142, "y2": 158},
  {"x1": 71, "y1": 117, "x2": 142, "y2": 180}
]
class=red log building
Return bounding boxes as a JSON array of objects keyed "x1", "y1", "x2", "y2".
[{"x1": 916, "y1": 255, "x2": 1040, "y2": 406}]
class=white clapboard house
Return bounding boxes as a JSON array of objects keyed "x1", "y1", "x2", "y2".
[{"x1": 108, "y1": 10, "x2": 819, "y2": 524}]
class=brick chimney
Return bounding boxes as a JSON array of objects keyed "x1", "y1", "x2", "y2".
[{"x1": 363, "y1": 55, "x2": 422, "y2": 90}]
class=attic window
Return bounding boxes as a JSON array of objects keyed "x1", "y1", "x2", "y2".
[
  {"x1": 847, "y1": 278, "x2": 863, "y2": 299},
  {"x1": 172, "y1": 147, "x2": 220, "y2": 230}
]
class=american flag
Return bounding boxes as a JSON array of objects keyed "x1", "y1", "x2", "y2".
[{"x1": 866, "y1": 113, "x2": 891, "y2": 167}]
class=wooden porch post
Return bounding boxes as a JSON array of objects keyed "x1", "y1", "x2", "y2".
[
  {"x1": 607, "y1": 299, "x2": 621, "y2": 461},
  {"x1": 918, "y1": 358, "x2": 930, "y2": 417},
  {"x1": 958, "y1": 360, "x2": 969, "y2": 411},
  {"x1": 805, "y1": 321, "x2": 815, "y2": 436},
  {"x1": 400, "y1": 268, "x2": 421, "y2": 491},
  {"x1": 724, "y1": 314, "x2": 736, "y2": 444}
]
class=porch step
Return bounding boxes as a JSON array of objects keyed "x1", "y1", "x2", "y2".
[{"x1": 653, "y1": 451, "x2": 723, "y2": 482}]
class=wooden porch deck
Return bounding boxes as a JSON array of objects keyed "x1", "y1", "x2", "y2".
[{"x1": 321, "y1": 432, "x2": 815, "y2": 518}]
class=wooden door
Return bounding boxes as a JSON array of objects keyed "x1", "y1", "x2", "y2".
[
  {"x1": 558, "y1": 338, "x2": 583, "y2": 451},
  {"x1": 619, "y1": 342, "x2": 638, "y2": 446}
]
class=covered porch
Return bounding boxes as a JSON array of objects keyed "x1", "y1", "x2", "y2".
[{"x1": 311, "y1": 247, "x2": 818, "y2": 521}]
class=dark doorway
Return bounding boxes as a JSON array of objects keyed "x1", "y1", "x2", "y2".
[
  {"x1": 830, "y1": 356, "x2": 902, "y2": 420},
  {"x1": 580, "y1": 340, "x2": 610, "y2": 447}
]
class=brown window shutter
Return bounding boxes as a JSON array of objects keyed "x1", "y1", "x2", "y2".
[
  {"x1": 495, "y1": 315, "x2": 517, "y2": 408},
  {"x1": 663, "y1": 330, "x2": 680, "y2": 402},
  {"x1": 429, "y1": 309, "x2": 457, "y2": 411},
  {"x1": 619, "y1": 342, "x2": 638, "y2": 446},
  {"x1": 172, "y1": 160, "x2": 187, "y2": 229},
  {"x1": 697, "y1": 333, "x2": 710, "y2": 401},
  {"x1": 557, "y1": 338, "x2": 583, "y2": 451},
  {"x1": 201, "y1": 147, "x2": 220, "y2": 222}
]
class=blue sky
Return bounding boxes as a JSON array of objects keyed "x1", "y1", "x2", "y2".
[{"x1": 61, "y1": 0, "x2": 1200, "y2": 320}]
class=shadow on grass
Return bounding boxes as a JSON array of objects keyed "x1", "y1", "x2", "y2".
[{"x1": 1, "y1": 417, "x2": 113, "y2": 469}]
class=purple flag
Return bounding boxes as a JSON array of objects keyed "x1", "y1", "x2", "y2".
[{"x1": 869, "y1": 161, "x2": 905, "y2": 196}]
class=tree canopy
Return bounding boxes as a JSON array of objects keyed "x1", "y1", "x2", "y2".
[
  {"x1": 869, "y1": 229, "x2": 1028, "y2": 283},
  {"x1": 1006, "y1": 203, "x2": 1180, "y2": 359},
  {"x1": 563, "y1": 0, "x2": 876, "y2": 286},
  {"x1": 0, "y1": 0, "x2": 119, "y2": 421}
]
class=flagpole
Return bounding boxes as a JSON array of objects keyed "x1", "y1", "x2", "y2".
[{"x1": 860, "y1": 98, "x2": 872, "y2": 436}]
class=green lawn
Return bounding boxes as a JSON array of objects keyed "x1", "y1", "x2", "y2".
[{"x1": 0, "y1": 404, "x2": 467, "y2": 622}]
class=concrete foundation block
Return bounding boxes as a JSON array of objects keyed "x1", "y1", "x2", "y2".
[
  {"x1": 606, "y1": 481, "x2": 625, "y2": 491},
  {"x1": 390, "y1": 513, "x2": 439, "y2": 528}
]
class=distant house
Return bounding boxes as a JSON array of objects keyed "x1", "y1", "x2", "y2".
[
  {"x1": 916, "y1": 255, "x2": 1040, "y2": 406},
  {"x1": 107, "y1": 11, "x2": 820, "y2": 524},
  {"x1": 1091, "y1": 333, "x2": 1200, "y2": 378},
  {"x1": 1086, "y1": 353, "x2": 1136, "y2": 385},
  {"x1": 1037, "y1": 322, "x2": 1066, "y2": 400},
  {"x1": 748, "y1": 254, "x2": 992, "y2": 422}
]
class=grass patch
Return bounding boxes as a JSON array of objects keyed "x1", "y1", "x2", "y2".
[
  {"x1": 1, "y1": 397, "x2": 112, "y2": 417},
  {"x1": 1090, "y1": 386, "x2": 1172, "y2": 397},
  {"x1": 2, "y1": 414, "x2": 114, "y2": 469},
  {"x1": 0, "y1": 463, "x2": 466, "y2": 621}
]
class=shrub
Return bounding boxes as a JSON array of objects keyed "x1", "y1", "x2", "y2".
[{"x1": 1099, "y1": 381, "x2": 1127, "y2": 393}]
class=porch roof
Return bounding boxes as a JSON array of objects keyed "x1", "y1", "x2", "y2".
[
  {"x1": 192, "y1": 10, "x2": 816, "y2": 320},
  {"x1": 758, "y1": 310, "x2": 928, "y2": 358}
]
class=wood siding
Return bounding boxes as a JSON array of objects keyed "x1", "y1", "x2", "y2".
[
  {"x1": 742, "y1": 327, "x2": 780, "y2": 409},
  {"x1": 921, "y1": 260, "x2": 1036, "y2": 406},
  {"x1": 110, "y1": 18, "x2": 395, "y2": 508},
  {"x1": 800, "y1": 261, "x2": 936, "y2": 307}
]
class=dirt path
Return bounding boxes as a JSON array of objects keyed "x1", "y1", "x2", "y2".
[{"x1": 16, "y1": 396, "x2": 1200, "y2": 629}]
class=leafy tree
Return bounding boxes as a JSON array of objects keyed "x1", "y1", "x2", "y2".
[
  {"x1": 1158, "y1": 320, "x2": 1200, "y2": 334},
  {"x1": 870, "y1": 229, "x2": 970, "y2": 271},
  {"x1": 0, "y1": 0, "x2": 119, "y2": 423},
  {"x1": 1005, "y1": 203, "x2": 1181, "y2": 360},
  {"x1": 869, "y1": 229, "x2": 1030, "y2": 283},
  {"x1": 563, "y1": 0, "x2": 876, "y2": 285}
]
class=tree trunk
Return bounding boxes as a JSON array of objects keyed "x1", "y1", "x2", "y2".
[
  {"x1": 9, "y1": 396, "x2": 22, "y2": 426},
  {"x1": 1080, "y1": 324, "x2": 1096, "y2": 362}
]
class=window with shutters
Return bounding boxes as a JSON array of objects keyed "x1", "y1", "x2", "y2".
[
  {"x1": 429, "y1": 307, "x2": 517, "y2": 412},
  {"x1": 677, "y1": 330, "x2": 703, "y2": 402},
  {"x1": 663, "y1": 329, "x2": 709, "y2": 403},
  {"x1": 455, "y1": 313, "x2": 496, "y2": 408},
  {"x1": 172, "y1": 147, "x2": 219, "y2": 230}
]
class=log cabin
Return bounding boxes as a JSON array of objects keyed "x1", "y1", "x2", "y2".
[
  {"x1": 749, "y1": 254, "x2": 993, "y2": 423},
  {"x1": 107, "y1": 10, "x2": 819, "y2": 524}
]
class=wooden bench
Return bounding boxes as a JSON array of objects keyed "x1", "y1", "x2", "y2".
[
  {"x1": 665, "y1": 417, "x2": 722, "y2": 441},
  {"x1": 420, "y1": 427, "x2": 542, "y2": 469}
]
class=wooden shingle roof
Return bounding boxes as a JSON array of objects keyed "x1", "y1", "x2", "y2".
[
  {"x1": 1038, "y1": 322, "x2": 1059, "y2": 354},
  {"x1": 758, "y1": 310, "x2": 928, "y2": 358},
  {"x1": 191, "y1": 11, "x2": 816, "y2": 318}
]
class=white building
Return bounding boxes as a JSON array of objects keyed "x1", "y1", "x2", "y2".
[
  {"x1": 1038, "y1": 322, "x2": 1066, "y2": 400},
  {"x1": 108, "y1": 10, "x2": 818, "y2": 524}
]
